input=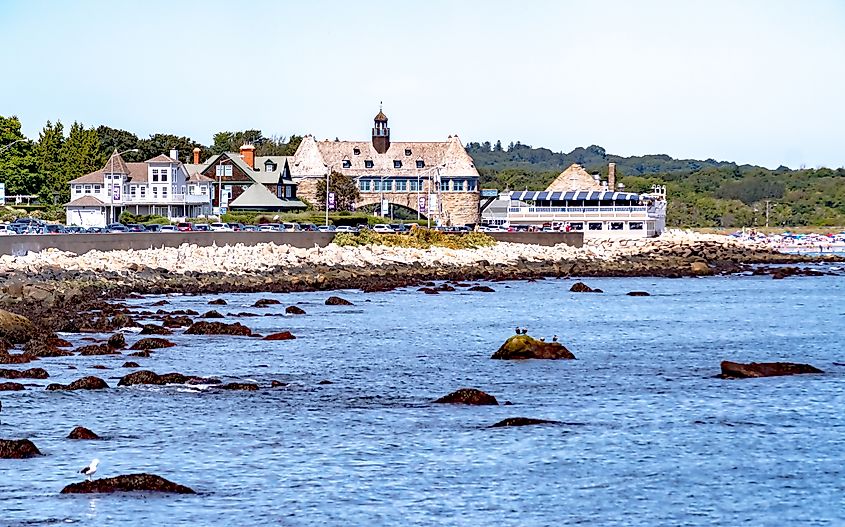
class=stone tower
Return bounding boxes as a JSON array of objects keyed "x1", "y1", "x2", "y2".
[{"x1": 371, "y1": 105, "x2": 390, "y2": 154}]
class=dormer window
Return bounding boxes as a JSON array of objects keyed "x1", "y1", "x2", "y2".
[
  {"x1": 393, "y1": 160, "x2": 402, "y2": 169},
  {"x1": 364, "y1": 160, "x2": 374, "y2": 169},
  {"x1": 342, "y1": 159, "x2": 352, "y2": 169},
  {"x1": 353, "y1": 148, "x2": 361, "y2": 155},
  {"x1": 265, "y1": 161, "x2": 276, "y2": 172},
  {"x1": 416, "y1": 160, "x2": 425, "y2": 168},
  {"x1": 404, "y1": 148, "x2": 412, "y2": 156}
]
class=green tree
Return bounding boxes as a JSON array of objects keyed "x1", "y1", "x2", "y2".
[
  {"x1": 0, "y1": 115, "x2": 37, "y2": 196},
  {"x1": 96, "y1": 126, "x2": 143, "y2": 162},
  {"x1": 138, "y1": 134, "x2": 202, "y2": 162},
  {"x1": 52, "y1": 122, "x2": 105, "y2": 205},
  {"x1": 316, "y1": 171, "x2": 359, "y2": 211},
  {"x1": 34, "y1": 120, "x2": 64, "y2": 203}
]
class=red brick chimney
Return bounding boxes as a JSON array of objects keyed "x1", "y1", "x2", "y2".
[
  {"x1": 608, "y1": 163, "x2": 617, "y2": 191},
  {"x1": 240, "y1": 144, "x2": 255, "y2": 169},
  {"x1": 192, "y1": 147, "x2": 201, "y2": 164}
]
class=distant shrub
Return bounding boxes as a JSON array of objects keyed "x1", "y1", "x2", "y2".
[{"x1": 333, "y1": 229, "x2": 495, "y2": 250}]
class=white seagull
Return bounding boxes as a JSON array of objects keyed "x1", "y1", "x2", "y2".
[{"x1": 80, "y1": 458, "x2": 99, "y2": 480}]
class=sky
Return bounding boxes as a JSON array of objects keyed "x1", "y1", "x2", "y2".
[{"x1": 1, "y1": 0, "x2": 843, "y2": 169}]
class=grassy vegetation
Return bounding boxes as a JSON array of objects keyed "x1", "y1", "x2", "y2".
[
  {"x1": 220, "y1": 211, "x2": 427, "y2": 227},
  {"x1": 333, "y1": 228, "x2": 496, "y2": 249}
]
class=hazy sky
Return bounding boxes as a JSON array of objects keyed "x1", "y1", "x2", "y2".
[{"x1": 1, "y1": 0, "x2": 843, "y2": 168}]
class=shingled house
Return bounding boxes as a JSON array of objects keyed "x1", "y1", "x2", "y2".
[{"x1": 290, "y1": 108, "x2": 481, "y2": 226}]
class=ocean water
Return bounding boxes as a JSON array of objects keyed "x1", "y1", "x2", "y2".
[{"x1": 2, "y1": 269, "x2": 844, "y2": 526}]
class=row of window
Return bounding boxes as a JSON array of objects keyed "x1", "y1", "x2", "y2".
[
  {"x1": 351, "y1": 147, "x2": 416, "y2": 157},
  {"x1": 73, "y1": 184, "x2": 209, "y2": 198},
  {"x1": 151, "y1": 168, "x2": 169, "y2": 182},
  {"x1": 358, "y1": 179, "x2": 478, "y2": 193},
  {"x1": 344, "y1": 159, "x2": 426, "y2": 169},
  {"x1": 572, "y1": 221, "x2": 645, "y2": 231}
]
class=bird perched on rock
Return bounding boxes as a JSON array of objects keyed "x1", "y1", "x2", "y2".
[
  {"x1": 539, "y1": 337, "x2": 545, "y2": 342},
  {"x1": 521, "y1": 328, "x2": 528, "y2": 335},
  {"x1": 80, "y1": 458, "x2": 99, "y2": 480},
  {"x1": 552, "y1": 335, "x2": 558, "y2": 342},
  {"x1": 514, "y1": 326, "x2": 520, "y2": 335}
]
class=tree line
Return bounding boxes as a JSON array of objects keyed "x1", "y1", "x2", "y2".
[
  {"x1": 0, "y1": 115, "x2": 302, "y2": 207},
  {"x1": 467, "y1": 141, "x2": 845, "y2": 227}
]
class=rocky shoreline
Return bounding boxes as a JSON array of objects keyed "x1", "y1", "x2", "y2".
[{"x1": 0, "y1": 233, "x2": 839, "y2": 335}]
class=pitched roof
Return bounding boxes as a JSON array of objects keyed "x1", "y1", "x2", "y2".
[
  {"x1": 289, "y1": 135, "x2": 478, "y2": 178},
  {"x1": 544, "y1": 164, "x2": 603, "y2": 192},
  {"x1": 146, "y1": 154, "x2": 178, "y2": 163},
  {"x1": 374, "y1": 110, "x2": 388, "y2": 121},
  {"x1": 65, "y1": 195, "x2": 105, "y2": 207},
  {"x1": 103, "y1": 150, "x2": 130, "y2": 174},
  {"x1": 228, "y1": 183, "x2": 305, "y2": 209}
]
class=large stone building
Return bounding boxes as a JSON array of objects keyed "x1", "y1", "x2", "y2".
[{"x1": 290, "y1": 108, "x2": 481, "y2": 226}]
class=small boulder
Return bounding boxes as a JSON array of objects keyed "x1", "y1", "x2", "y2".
[
  {"x1": 434, "y1": 388, "x2": 498, "y2": 406},
  {"x1": 270, "y1": 380, "x2": 288, "y2": 388},
  {"x1": 317, "y1": 379, "x2": 333, "y2": 385},
  {"x1": 492, "y1": 335, "x2": 576, "y2": 360},
  {"x1": 24, "y1": 339, "x2": 73, "y2": 358},
  {"x1": 129, "y1": 338, "x2": 175, "y2": 350},
  {"x1": 285, "y1": 306, "x2": 306, "y2": 315},
  {"x1": 690, "y1": 261, "x2": 712, "y2": 276},
  {"x1": 208, "y1": 298, "x2": 228, "y2": 305},
  {"x1": 253, "y1": 299, "x2": 281, "y2": 308},
  {"x1": 0, "y1": 309, "x2": 37, "y2": 344},
  {"x1": 325, "y1": 296, "x2": 353, "y2": 306},
  {"x1": 719, "y1": 361, "x2": 824, "y2": 379},
  {"x1": 0, "y1": 353, "x2": 33, "y2": 364},
  {"x1": 263, "y1": 331, "x2": 296, "y2": 341},
  {"x1": 626, "y1": 291, "x2": 651, "y2": 296},
  {"x1": 117, "y1": 370, "x2": 215, "y2": 386},
  {"x1": 213, "y1": 382, "x2": 259, "y2": 391},
  {"x1": 0, "y1": 382, "x2": 25, "y2": 391},
  {"x1": 468, "y1": 285, "x2": 495, "y2": 293},
  {"x1": 489, "y1": 417, "x2": 559, "y2": 428},
  {"x1": 60, "y1": 474, "x2": 195, "y2": 494},
  {"x1": 128, "y1": 350, "x2": 151, "y2": 358},
  {"x1": 185, "y1": 321, "x2": 252, "y2": 336},
  {"x1": 107, "y1": 332, "x2": 127, "y2": 349},
  {"x1": 67, "y1": 426, "x2": 100, "y2": 440},
  {"x1": 77, "y1": 343, "x2": 119, "y2": 356},
  {"x1": 419, "y1": 288, "x2": 439, "y2": 295},
  {"x1": 0, "y1": 367, "x2": 49, "y2": 379},
  {"x1": 91, "y1": 365, "x2": 109, "y2": 370},
  {"x1": 0, "y1": 438, "x2": 42, "y2": 458},
  {"x1": 122, "y1": 361, "x2": 140, "y2": 368},
  {"x1": 139, "y1": 324, "x2": 172, "y2": 335},
  {"x1": 201, "y1": 310, "x2": 224, "y2": 319},
  {"x1": 569, "y1": 282, "x2": 600, "y2": 293},
  {"x1": 46, "y1": 337, "x2": 73, "y2": 348},
  {"x1": 46, "y1": 376, "x2": 109, "y2": 391},
  {"x1": 161, "y1": 315, "x2": 192, "y2": 328},
  {"x1": 150, "y1": 300, "x2": 169, "y2": 306}
]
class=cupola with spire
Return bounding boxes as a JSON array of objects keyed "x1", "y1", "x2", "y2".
[{"x1": 372, "y1": 102, "x2": 390, "y2": 154}]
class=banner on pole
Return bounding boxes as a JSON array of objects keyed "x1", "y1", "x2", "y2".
[
  {"x1": 112, "y1": 184, "x2": 120, "y2": 200},
  {"x1": 418, "y1": 195, "x2": 426, "y2": 213},
  {"x1": 328, "y1": 192, "x2": 336, "y2": 211}
]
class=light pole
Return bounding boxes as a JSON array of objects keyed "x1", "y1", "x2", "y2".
[
  {"x1": 215, "y1": 156, "x2": 241, "y2": 216},
  {"x1": 0, "y1": 139, "x2": 27, "y2": 154},
  {"x1": 325, "y1": 167, "x2": 331, "y2": 227},
  {"x1": 108, "y1": 148, "x2": 138, "y2": 225}
]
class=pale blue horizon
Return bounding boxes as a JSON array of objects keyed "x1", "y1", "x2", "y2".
[{"x1": 1, "y1": 0, "x2": 843, "y2": 169}]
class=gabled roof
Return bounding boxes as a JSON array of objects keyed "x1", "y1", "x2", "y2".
[
  {"x1": 228, "y1": 183, "x2": 305, "y2": 209},
  {"x1": 545, "y1": 164, "x2": 603, "y2": 192},
  {"x1": 103, "y1": 150, "x2": 130, "y2": 174},
  {"x1": 146, "y1": 154, "x2": 178, "y2": 163},
  {"x1": 65, "y1": 195, "x2": 105, "y2": 207},
  {"x1": 187, "y1": 171, "x2": 214, "y2": 183}
]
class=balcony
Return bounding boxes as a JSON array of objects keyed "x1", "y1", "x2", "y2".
[
  {"x1": 506, "y1": 205, "x2": 657, "y2": 222},
  {"x1": 121, "y1": 193, "x2": 211, "y2": 205}
]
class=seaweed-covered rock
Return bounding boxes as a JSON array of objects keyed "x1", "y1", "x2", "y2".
[
  {"x1": 263, "y1": 331, "x2": 295, "y2": 341},
  {"x1": 719, "y1": 361, "x2": 823, "y2": 379},
  {"x1": 468, "y1": 285, "x2": 495, "y2": 293},
  {"x1": 184, "y1": 321, "x2": 252, "y2": 336},
  {"x1": 626, "y1": 291, "x2": 651, "y2": 296},
  {"x1": 76, "y1": 343, "x2": 119, "y2": 356},
  {"x1": 434, "y1": 388, "x2": 498, "y2": 405},
  {"x1": 569, "y1": 282, "x2": 600, "y2": 293},
  {"x1": 122, "y1": 361, "x2": 140, "y2": 368},
  {"x1": 253, "y1": 299, "x2": 281, "y2": 308},
  {"x1": 0, "y1": 367, "x2": 48, "y2": 379},
  {"x1": 129, "y1": 338, "x2": 175, "y2": 350},
  {"x1": 0, "y1": 353, "x2": 34, "y2": 364},
  {"x1": 60, "y1": 474, "x2": 195, "y2": 494},
  {"x1": 285, "y1": 306, "x2": 306, "y2": 315},
  {"x1": 0, "y1": 438, "x2": 42, "y2": 458},
  {"x1": 325, "y1": 296, "x2": 353, "y2": 306},
  {"x1": 107, "y1": 332, "x2": 127, "y2": 349},
  {"x1": 128, "y1": 350, "x2": 151, "y2": 358},
  {"x1": 0, "y1": 382, "x2": 25, "y2": 391},
  {"x1": 117, "y1": 370, "x2": 217, "y2": 386},
  {"x1": 46, "y1": 376, "x2": 109, "y2": 391},
  {"x1": 208, "y1": 298, "x2": 228, "y2": 305},
  {"x1": 161, "y1": 315, "x2": 192, "y2": 328},
  {"x1": 139, "y1": 324, "x2": 172, "y2": 335},
  {"x1": 200, "y1": 310, "x2": 224, "y2": 319},
  {"x1": 0, "y1": 309, "x2": 37, "y2": 344},
  {"x1": 489, "y1": 417, "x2": 559, "y2": 428},
  {"x1": 67, "y1": 426, "x2": 100, "y2": 440},
  {"x1": 213, "y1": 382, "x2": 259, "y2": 391},
  {"x1": 492, "y1": 335, "x2": 576, "y2": 360}
]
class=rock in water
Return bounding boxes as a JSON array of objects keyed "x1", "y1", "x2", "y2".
[
  {"x1": 690, "y1": 261, "x2": 712, "y2": 275},
  {"x1": 67, "y1": 426, "x2": 100, "y2": 440},
  {"x1": 434, "y1": 388, "x2": 499, "y2": 405},
  {"x1": 129, "y1": 338, "x2": 176, "y2": 350},
  {"x1": 719, "y1": 361, "x2": 823, "y2": 379},
  {"x1": 626, "y1": 291, "x2": 651, "y2": 296},
  {"x1": 285, "y1": 306, "x2": 306, "y2": 315},
  {"x1": 208, "y1": 298, "x2": 228, "y2": 305},
  {"x1": 0, "y1": 367, "x2": 48, "y2": 379},
  {"x1": 468, "y1": 285, "x2": 496, "y2": 293},
  {"x1": 263, "y1": 331, "x2": 296, "y2": 341},
  {"x1": 325, "y1": 296, "x2": 353, "y2": 306},
  {"x1": 489, "y1": 417, "x2": 560, "y2": 428},
  {"x1": 46, "y1": 376, "x2": 109, "y2": 391},
  {"x1": 0, "y1": 309, "x2": 37, "y2": 344},
  {"x1": 185, "y1": 321, "x2": 252, "y2": 336},
  {"x1": 118, "y1": 370, "x2": 217, "y2": 386},
  {"x1": 76, "y1": 344, "x2": 119, "y2": 356},
  {"x1": 0, "y1": 438, "x2": 42, "y2": 458},
  {"x1": 139, "y1": 324, "x2": 172, "y2": 335},
  {"x1": 213, "y1": 382, "x2": 259, "y2": 391},
  {"x1": 0, "y1": 382, "x2": 25, "y2": 391},
  {"x1": 201, "y1": 310, "x2": 224, "y2": 319},
  {"x1": 107, "y1": 332, "x2": 127, "y2": 349},
  {"x1": 254, "y1": 299, "x2": 281, "y2": 308},
  {"x1": 569, "y1": 282, "x2": 600, "y2": 293},
  {"x1": 492, "y1": 335, "x2": 576, "y2": 360},
  {"x1": 122, "y1": 361, "x2": 140, "y2": 368},
  {"x1": 60, "y1": 474, "x2": 195, "y2": 494}
]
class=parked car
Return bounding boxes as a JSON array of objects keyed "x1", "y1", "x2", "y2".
[
  {"x1": 84, "y1": 226, "x2": 106, "y2": 234},
  {"x1": 210, "y1": 222, "x2": 233, "y2": 232},
  {"x1": 317, "y1": 225, "x2": 336, "y2": 232},
  {"x1": 299, "y1": 223, "x2": 319, "y2": 232},
  {"x1": 258, "y1": 223, "x2": 282, "y2": 232},
  {"x1": 0, "y1": 224, "x2": 17, "y2": 235},
  {"x1": 227, "y1": 222, "x2": 244, "y2": 232},
  {"x1": 144, "y1": 224, "x2": 163, "y2": 232},
  {"x1": 282, "y1": 222, "x2": 302, "y2": 232},
  {"x1": 159, "y1": 225, "x2": 177, "y2": 233},
  {"x1": 106, "y1": 223, "x2": 127, "y2": 233},
  {"x1": 176, "y1": 222, "x2": 193, "y2": 232},
  {"x1": 125, "y1": 223, "x2": 146, "y2": 233},
  {"x1": 372, "y1": 224, "x2": 394, "y2": 233},
  {"x1": 241, "y1": 225, "x2": 258, "y2": 232},
  {"x1": 335, "y1": 225, "x2": 359, "y2": 233},
  {"x1": 389, "y1": 223, "x2": 411, "y2": 233},
  {"x1": 193, "y1": 223, "x2": 211, "y2": 232},
  {"x1": 63, "y1": 226, "x2": 84, "y2": 234}
]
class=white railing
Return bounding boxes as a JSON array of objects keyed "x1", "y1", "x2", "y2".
[
  {"x1": 507, "y1": 206, "x2": 648, "y2": 213},
  {"x1": 506, "y1": 206, "x2": 659, "y2": 222},
  {"x1": 121, "y1": 193, "x2": 210, "y2": 204}
]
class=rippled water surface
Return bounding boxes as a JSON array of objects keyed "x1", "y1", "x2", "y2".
[{"x1": 2, "y1": 270, "x2": 844, "y2": 526}]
